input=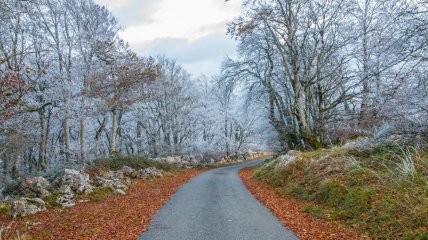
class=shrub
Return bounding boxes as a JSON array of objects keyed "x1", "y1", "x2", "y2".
[{"x1": 2, "y1": 180, "x2": 20, "y2": 196}]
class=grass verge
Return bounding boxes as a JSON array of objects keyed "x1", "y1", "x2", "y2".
[{"x1": 254, "y1": 145, "x2": 428, "y2": 240}]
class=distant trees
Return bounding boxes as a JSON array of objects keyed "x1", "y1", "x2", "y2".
[
  {"x1": 222, "y1": 0, "x2": 428, "y2": 150},
  {"x1": 213, "y1": 76, "x2": 256, "y2": 156},
  {"x1": 89, "y1": 40, "x2": 149, "y2": 156},
  {"x1": 133, "y1": 56, "x2": 197, "y2": 156}
]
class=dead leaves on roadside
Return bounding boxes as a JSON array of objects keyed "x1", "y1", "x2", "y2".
[
  {"x1": 239, "y1": 168, "x2": 370, "y2": 240},
  {"x1": 0, "y1": 170, "x2": 203, "y2": 240}
]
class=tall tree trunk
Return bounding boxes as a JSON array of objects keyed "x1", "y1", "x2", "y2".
[
  {"x1": 12, "y1": 154, "x2": 22, "y2": 180},
  {"x1": 38, "y1": 108, "x2": 47, "y2": 171},
  {"x1": 80, "y1": 118, "x2": 87, "y2": 162},
  {"x1": 359, "y1": 0, "x2": 370, "y2": 126},
  {"x1": 95, "y1": 117, "x2": 106, "y2": 159},
  {"x1": 225, "y1": 110, "x2": 230, "y2": 156},
  {"x1": 2, "y1": 155, "x2": 8, "y2": 185},
  {"x1": 110, "y1": 108, "x2": 118, "y2": 157},
  {"x1": 293, "y1": 77, "x2": 322, "y2": 149},
  {"x1": 45, "y1": 107, "x2": 52, "y2": 164},
  {"x1": 64, "y1": 116, "x2": 71, "y2": 162}
]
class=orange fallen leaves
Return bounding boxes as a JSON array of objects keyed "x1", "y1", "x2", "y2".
[
  {"x1": 0, "y1": 170, "x2": 203, "y2": 240},
  {"x1": 239, "y1": 168, "x2": 370, "y2": 240}
]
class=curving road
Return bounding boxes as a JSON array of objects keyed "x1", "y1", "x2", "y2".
[{"x1": 139, "y1": 159, "x2": 298, "y2": 240}]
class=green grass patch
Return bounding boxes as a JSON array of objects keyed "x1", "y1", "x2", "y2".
[
  {"x1": 302, "y1": 205, "x2": 324, "y2": 219},
  {"x1": 82, "y1": 187, "x2": 114, "y2": 202},
  {"x1": 41, "y1": 193, "x2": 62, "y2": 208},
  {"x1": 0, "y1": 202, "x2": 11, "y2": 215}
]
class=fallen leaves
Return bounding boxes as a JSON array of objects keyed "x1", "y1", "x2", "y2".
[
  {"x1": 0, "y1": 170, "x2": 203, "y2": 240},
  {"x1": 239, "y1": 167, "x2": 370, "y2": 240}
]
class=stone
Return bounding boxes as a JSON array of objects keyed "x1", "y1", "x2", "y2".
[
  {"x1": 241, "y1": 150, "x2": 255, "y2": 160},
  {"x1": 276, "y1": 150, "x2": 302, "y2": 168},
  {"x1": 106, "y1": 166, "x2": 138, "y2": 179},
  {"x1": 124, "y1": 177, "x2": 132, "y2": 186},
  {"x1": 56, "y1": 169, "x2": 94, "y2": 194},
  {"x1": 106, "y1": 170, "x2": 123, "y2": 179},
  {"x1": 56, "y1": 181, "x2": 76, "y2": 208},
  {"x1": 56, "y1": 194, "x2": 75, "y2": 208},
  {"x1": 59, "y1": 185, "x2": 72, "y2": 195},
  {"x1": 11, "y1": 198, "x2": 46, "y2": 218},
  {"x1": 14, "y1": 176, "x2": 50, "y2": 197},
  {"x1": 165, "y1": 156, "x2": 178, "y2": 164},
  {"x1": 119, "y1": 166, "x2": 137, "y2": 178},
  {"x1": 93, "y1": 176, "x2": 128, "y2": 190},
  {"x1": 182, "y1": 156, "x2": 191, "y2": 162},
  {"x1": 112, "y1": 189, "x2": 126, "y2": 195},
  {"x1": 137, "y1": 167, "x2": 163, "y2": 178},
  {"x1": 189, "y1": 158, "x2": 199, "y2": 167}
]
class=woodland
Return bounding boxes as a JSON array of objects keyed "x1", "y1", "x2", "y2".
[{"x1": 1, "y1": 0, "x2": 427, "y2": 188}]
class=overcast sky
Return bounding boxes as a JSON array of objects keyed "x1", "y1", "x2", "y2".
[{"x1": 94, "y1": 0, "x2": 241, "y2": 78}]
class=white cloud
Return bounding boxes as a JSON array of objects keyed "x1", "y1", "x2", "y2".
[
  {"x1": 120, "y1": 0, "x2": 240, "y2": 44},
  {"x1": 138, "y1": 33, "x2": 238, "y2": 76},
  {"x1": 94, "y1": 0, "x2": 131, "y2": 10},
  {"x1": 94, "y1": 0, "x2": 241, "y2": 77}
]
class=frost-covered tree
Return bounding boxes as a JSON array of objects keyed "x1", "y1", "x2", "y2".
[{"x1": 222, "y1": 0, "x2": 428, "y2": 149}]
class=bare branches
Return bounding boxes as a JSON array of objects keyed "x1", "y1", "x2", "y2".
[{"x1": 222, "y1": 0, "x2": 428, "y2": 149}]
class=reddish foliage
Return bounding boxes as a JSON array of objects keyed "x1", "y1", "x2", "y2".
[
  {"x1": 0, "y1": 170, "x2": 203, "y2": 240},
  {"x1": 239, "y1": 168, "x2": 370, "y2": 240},
  {"x1": 0, "y1": 65, "x2": 32, "y2": 119}
]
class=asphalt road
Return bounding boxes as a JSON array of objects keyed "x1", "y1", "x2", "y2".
[{"x1": 139, "y1": 159, "x2": 298, "y2": 240}]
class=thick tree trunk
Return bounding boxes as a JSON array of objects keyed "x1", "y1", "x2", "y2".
[{"x1": 293, "y1": 79, "x2": 323, "y2": 149}]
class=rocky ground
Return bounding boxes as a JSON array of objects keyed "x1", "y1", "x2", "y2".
[
  {"x1": 3, "y1": 165, "x2": 165, "y2": 218},
  {"x1": 0, "y1": 170, "x2": 203, "y2": 240}
]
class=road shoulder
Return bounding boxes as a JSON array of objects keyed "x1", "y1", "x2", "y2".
[{"x1": 239, "y1": 167, "x2": 370, "y2": 240}]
